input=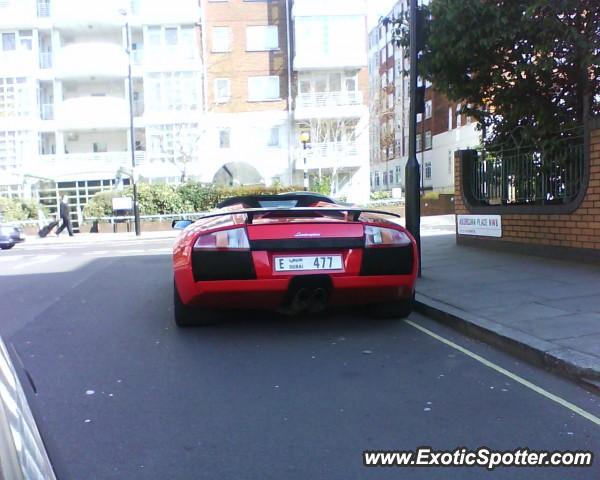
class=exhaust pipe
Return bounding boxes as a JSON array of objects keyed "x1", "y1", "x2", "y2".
[
  {"x1": 290, "y1": 288, "x2": 310, "y2": 314},
  {"x1": 309, "y1": 288, "x2": 328, "y2": 313}
]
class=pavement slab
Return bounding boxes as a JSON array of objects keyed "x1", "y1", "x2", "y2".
[{"x1": 417, "y1": 232, "x2": 600, "y2": 384}]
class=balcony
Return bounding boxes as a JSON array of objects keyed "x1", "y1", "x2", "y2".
[
  {"x1": 55, "y1": 96, "x2": 129, "y2": 130},
  {"x1": 32, "y1": 152, "x2": 134, "y2": 181},
  {"x1": 302, "y1": 142, "x2": 362, "y2": 169},
  {"x1": 54, "y1": 43, "x2": 127, "y2": 79},
  {"x1": 294, "y1": 92, "x2": 365, "y2": 120},
  {"x1": 51, "y1": 0, "x2": 129, "y2": 28}
]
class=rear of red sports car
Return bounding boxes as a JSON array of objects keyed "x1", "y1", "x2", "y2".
[{"x1": 172, "y1": 193, "x2": 418, "y2": 326}]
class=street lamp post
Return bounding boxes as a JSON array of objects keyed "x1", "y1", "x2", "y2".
[
  {"x1": 121, "y1": 11, "x2": 141, "y2": 236},
  {"x1": 405, "y1": 0, "x2": 421, "y2": 275},
  {"x1": 300, "y1": 132, "x2": 310, "y2": 191}
]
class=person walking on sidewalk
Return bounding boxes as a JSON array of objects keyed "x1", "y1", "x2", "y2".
[{"x1": 56, "y1": 195, "x2": 74, "y2": 237}]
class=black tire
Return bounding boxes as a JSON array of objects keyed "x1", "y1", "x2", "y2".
[
  {"x1": 173, "y1": 281, "x2": 218, "y2": 327},
  {"x1": 0, "y1": 244, "x2": 14, "y2": 250},
  {"x1": 371, "y1": 297, "x2": 413, "y2": 319}
]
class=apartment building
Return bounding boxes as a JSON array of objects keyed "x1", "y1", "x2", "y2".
[
  {"x1": 198, "y1": 0, "x2": 291, "y2": 187},
  {"x1": 291, "y1": 0, "x2": 370, "y2": 203},
  {"x1": 0, "y1": 0, "x2": 202, "y2": 228},
  {"x1": 198, "y1": 0, "x2": 370, "y2": 203},
  {"x1": 368, "y1": 0, "x2": 479, "y2": 194},
  {"x1": 0, "y1": 0, "x2": 371, "y2": 219}
]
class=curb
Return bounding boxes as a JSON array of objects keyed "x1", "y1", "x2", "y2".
[{"x1": 414, "y1": 293, "x2": 600, "y2": 394}]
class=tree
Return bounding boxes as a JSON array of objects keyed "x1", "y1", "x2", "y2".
[{"x1": 415, "y1": 0, "x2": 599, "y2": 151}]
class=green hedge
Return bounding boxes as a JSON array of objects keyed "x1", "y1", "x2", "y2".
[
  {"x1": 84, "y1": 183, "x2": 302, "y2": 218},
  {"x1": 0, "y1": 197, "x2": 47, "y2": 221}
]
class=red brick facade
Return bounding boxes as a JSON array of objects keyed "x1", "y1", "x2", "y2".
[{"x1": 455, "y1": 122, "x2": 600, "y2": 253}]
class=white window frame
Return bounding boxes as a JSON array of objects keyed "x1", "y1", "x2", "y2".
[
  {"x1": 424, "y1": 130, "x2": 432, "y2": 150},
  {"x1": 247, "y1": 76, "x2": 280, "y2": 102},
  {"x1": 246, "y1": 25, "x2": 279, "y2": 51},
  {"x1": 214, "y1": 78, "x2": 231, "y2": 103},
  {"x1": 211, "y1": 26, "x2": 231, "y2": 53},
  {"x1": 219, "y1": 128, "x2": 231, "y2": 149},
  {"x1": 425, "y1": 100, "x2": 432, "y2": 119}
]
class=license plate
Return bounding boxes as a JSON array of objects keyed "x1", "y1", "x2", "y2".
[{"x1": 274, "y1": 255, "x2": 343, "y2": 272}]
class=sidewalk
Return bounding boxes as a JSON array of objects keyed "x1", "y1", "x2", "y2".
[{"x1": 416, "y1": 232, "x2": 600, "y2": 389}]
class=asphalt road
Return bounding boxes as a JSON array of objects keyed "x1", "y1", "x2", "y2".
[{"x1": 0, "y1": 236, "x2": 599, "y2": 479}]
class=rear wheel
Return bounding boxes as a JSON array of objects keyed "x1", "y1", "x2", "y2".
[
  {"x1": 173, "y1": 281, "x2": 219, "y2": 327},
  {"x1": 371, "y1": 295, "x2": 414, "y2": 319},
  {"x1": 0, "y1": 244, "x2": 14, "y2": 250}
]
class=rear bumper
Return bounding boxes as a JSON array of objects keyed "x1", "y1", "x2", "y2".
[{"x1": 175, "y1": 272, "x2": 416, "y2": 309}]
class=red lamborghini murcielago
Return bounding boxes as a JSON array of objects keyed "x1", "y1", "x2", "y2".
[{"x1": 172, "y1": 192, "x2": 418, "y2": 326}]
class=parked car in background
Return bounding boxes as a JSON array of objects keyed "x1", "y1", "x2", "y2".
[{"x1": 0, "y1": 224, "x2": 25, "y2": 249}]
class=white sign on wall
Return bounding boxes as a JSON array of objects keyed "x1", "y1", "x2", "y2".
[
  {"x1": 457, "y1": 215, "x2": 502, "y2": 238},
  {"x1": 112, "y1": 197, "x2": 133, "y2": 211}
]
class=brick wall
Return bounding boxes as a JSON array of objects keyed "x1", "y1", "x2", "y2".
[
  {"x1": 455, "y1": 122, "x2": 600, "y2": 254},
  {"x1": 203, "y1": 0, "x2": 290, "y2": 114}
]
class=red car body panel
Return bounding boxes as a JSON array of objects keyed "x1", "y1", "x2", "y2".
[{"x1": 172, "y1": 197, "x2": 418, "y2": 311}]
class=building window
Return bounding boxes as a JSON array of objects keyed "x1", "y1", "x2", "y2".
[
  {"x1": 145, "y1": 72, "x2": 199, "y2": 112},
  {"x1": 389, "y1": 170, "x2": 394, "y2": 184},
  {"x1": 425, "y1": 130, "x2": 432, "y2": 150},
  {"x1": 425, "y1": 100, "x2": 432, "y2": 119},
  {"x1": 383, "y1": 171, "x2": 388, "y2": 185},
  {"x1": 146, "y1": 123, "x2": 200, "y2": 164},
  {"x1": 214, "y1": 78, "x2": 230, "y2": 103},
  {"x1": 267, "y1": 126, "x2": 280, "y2": 147},
  {"x1": 165, "y1": 27, "x2": 178, "y2": 46},
  {"x1": 456, "y1": 103, "x2": 462, "y2": 127},
  {"x1": 19, "y1": 30, "x2": 32, "y2": 50},
  {"x1": 219, "y1": 128, "x2": 231, "y2": 148},
  {"x1": 0, "y1": 77, "x2": 30, "y2": 117},
  {"x1": 248, "y1": 76, "x2": 280, "y2": 101},
  {"x1": 416, "y1": 133, "x2": 422, "y2": 152},
  {"x1": 246, "y1": 25, "x2": 279, "y2": 51},
  {"x1": 448, "y1": 106, "x2": 453, "y2": 131},
  {"x1": 395, "y1": 165, "x2": 401, "y2": 184},
  {"x1": 93, "y1": 142, "x2": 108, "y2": 153},
  {"x1": 417, "y1": 113, "x2": 422, "y2": 123},
  {"x1": 2, "y1": 33, "x2": 15, "y2": 51},
  {"x1": 212, "y1": 26, "x2": 231, "y2": 53},
  {"x1": 425, "y1": 162, "x2": 432, "y2": 180},
  {"x1": 375, "y1": 172, "x2": 380, "y2": 186}
]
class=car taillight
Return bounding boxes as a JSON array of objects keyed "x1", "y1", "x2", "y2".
[
  {"x1": 364, "y1": 225, "x2": 411, "y2": 247},
  {"x1": 193, "y1": 227, "x2": 250, "y2": 250}
]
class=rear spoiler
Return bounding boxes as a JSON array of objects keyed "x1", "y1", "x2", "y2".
[{"x1": 194, "y1": 207, "x2": 402, "y2": 224}]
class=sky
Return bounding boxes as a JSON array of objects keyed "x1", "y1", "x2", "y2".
[{"x1": 367, "y1": 0, "x2": 398, "y2": 29}]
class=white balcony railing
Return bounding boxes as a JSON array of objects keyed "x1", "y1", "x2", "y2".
[
  {"x1": 34, "y1": 152, "x2": 134, "y2": 181},
  {"x1": 311, "y1": 141, "x2": 358, "y2": 158},
  {"x1": 297, "y1": 91, "x2": 363, "y2": 109},
  {"x1": 39, "y1": 52, "x2": 52, "y2": 69}
]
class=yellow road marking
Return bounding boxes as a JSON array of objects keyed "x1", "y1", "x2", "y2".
[{"x1": 404, "y1": 319, "x2": 600, "y2": 427}]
